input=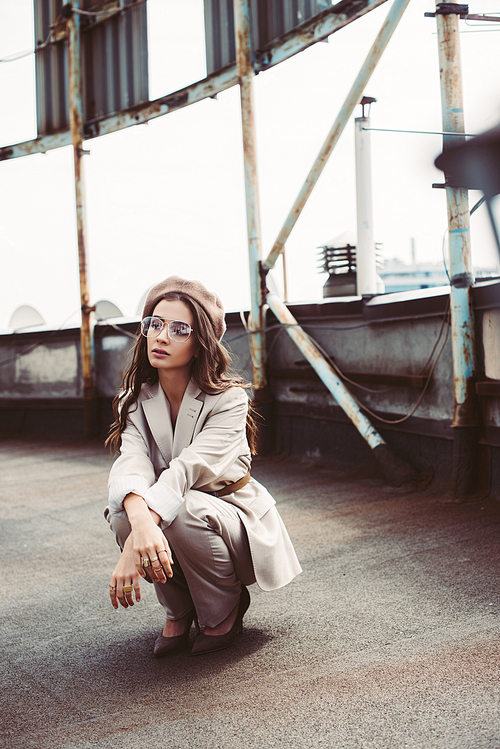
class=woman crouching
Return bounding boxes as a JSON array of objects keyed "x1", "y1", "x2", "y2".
[{"x1": 105, "y1": 276, "x2": 301, "y2": 657}]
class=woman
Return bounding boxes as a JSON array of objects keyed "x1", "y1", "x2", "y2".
[{"x1": 105, "y1": 276, "x2": 301, "y2": 657}]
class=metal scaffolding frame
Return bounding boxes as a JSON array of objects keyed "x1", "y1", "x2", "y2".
[{"x1": 1, "y1": 0, "x2": 483, "y2": 492}]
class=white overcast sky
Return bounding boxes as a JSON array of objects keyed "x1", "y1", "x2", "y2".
[{"x1": 0, "y1": 0, "x2": 499, "y2": 329}]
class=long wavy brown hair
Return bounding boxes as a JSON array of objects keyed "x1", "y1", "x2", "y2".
[{"x1": 106, "y1": 290, "x2": 257, "y2": 454}]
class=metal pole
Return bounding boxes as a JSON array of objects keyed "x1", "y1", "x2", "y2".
[
  {"x1": 282, "y1": 246, "x2": 288, "y2": 302},
  {"x1": 266, "y1": 291, "x2": 419, "y2": 486},
  {"x1": 234, "y1": 0, "x2": 266, "y2": 392},
  {"x1": 67, "y1": 3, "x2": 97, "y2": 439},
  {"x1": 435, "y1": 2, "x2": 481, "y2": 496},
  {"x1": 355, "y1": 114, "x2": 379, "y2": 296},
  {"x1": 262, "y1": 0, "x2": 411, "y2": 273}
]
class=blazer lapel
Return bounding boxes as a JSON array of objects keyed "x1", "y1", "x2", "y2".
[
  {"x1": 142, "y1": 382, "x2": 174, "y2": 465},
  {"x1": 172, "y1": 379, "x2": 203, "y2": 457}
]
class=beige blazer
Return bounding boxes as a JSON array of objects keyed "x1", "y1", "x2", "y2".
[{"x1": 107, "y1": 380, "x2": 301, "y2": 591}]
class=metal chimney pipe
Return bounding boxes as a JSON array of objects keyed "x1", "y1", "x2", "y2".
[{"x1": 355, "y1": 111, "x2": 378, "y2": 296}]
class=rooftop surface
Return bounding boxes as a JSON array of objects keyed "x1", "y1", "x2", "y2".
[{"x1": 1, "y1": 440, "x2": 499, "y2": 749}]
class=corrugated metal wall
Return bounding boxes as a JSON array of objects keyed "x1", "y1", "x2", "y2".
[
  {"x1": 35, "y1": 0, "x2": 68, "y2": 135},
  {"x1": 204, "y1": 0, "x2": 332, "y2": 74},
  {"x1": 34, "y1": 0, "x2": 148, "y2": 136}
]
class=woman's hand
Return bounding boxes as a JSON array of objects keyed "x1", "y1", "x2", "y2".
[
  {"x1": 129, "y1": 516, "x2": 174, "y2": 584},
  {"x1": 123, "y1": 492, "x2": 174, "y2": 585},
  {"x1": 109, "y1": 535, "x2": 142, "y2": 610}
]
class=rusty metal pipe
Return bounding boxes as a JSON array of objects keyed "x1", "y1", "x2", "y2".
[
  {"x1": 234, "y1": 0, "x2": 266, "y2": 392},
  {"x1": 266, "y1": 290, "x2": 384, "y2": 449},
  {"x1": 68, "y1": 3, "x2": 96, "y2": 439},
  {"x1": 435, "y1": 3, "x2": 481, "y2": 496},
  {"x1": 266, "y1": 290, "x2": 419, "y2": 485},
  {"x1": 262, "y1": 0, "x2": 411, "y2": 272}
]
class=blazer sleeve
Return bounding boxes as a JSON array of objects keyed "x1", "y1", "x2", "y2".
[
  {"x1": 107, "y1": 418, "x2": 156, "y2": 518},
  {"x1": 144, "y1": 387, "x2": 250, "y2": 525}
]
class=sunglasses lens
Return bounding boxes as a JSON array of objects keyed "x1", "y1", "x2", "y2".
[
  {"x1": 169, "y1": 321, "x2": 192, "y2": 342},
  {"x1": 141, "y1": 317, "x2": 163, "y2": 337}
]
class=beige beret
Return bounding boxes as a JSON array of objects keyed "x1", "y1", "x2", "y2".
[{"x1": 143, "y1": 276, "x2": 226, "y2": 340}]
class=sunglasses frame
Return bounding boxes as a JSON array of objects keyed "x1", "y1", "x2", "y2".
[{"x1": 141, "y1": 316, "x2": 193, "y2": 343}]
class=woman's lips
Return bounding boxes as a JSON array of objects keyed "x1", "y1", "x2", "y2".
[{"x1": 152, "y1": 349, "x2": 169, "y2": 357}]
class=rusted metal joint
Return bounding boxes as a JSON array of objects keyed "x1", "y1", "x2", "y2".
[
  {"x1": 424, "y1": 4, "x2": 469, "y2": 18},
  {"x1": 61, "y1": 4, "x2": 74, "y2": 20},
  {"x1": 82, "y1": 304, "x2": 96, "y2": 314},
  {"x1": 450, "y1": 272, "x2": 474, "y2": 289},
  {"x1": 258, "y1": 261, "x2": 268, "y2": 305}
]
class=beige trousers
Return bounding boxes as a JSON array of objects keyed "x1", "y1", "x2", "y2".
[{"x1": 109, "y1": 490, "x2": 256, "y2": 628}]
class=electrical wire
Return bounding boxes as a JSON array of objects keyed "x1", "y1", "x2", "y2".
[
  {"x1": 470, "y1": 196, "x2": 486, "y2": 216},
  {"x1": 441, "y1": 228, "x2": 451, "y2": 282},
  {"x1": 1, "y1": 298, "x2": 452, "y2": 425},
  {"x1": 0, "y1": 310, "x2": 80, "y2": 368},
  {"x1": 94, "y1": 314, "x2": 137, "y2": 339},
  {"x1": 363, "y1": 127, "x2": 478, "y2": 137},
  {"x1": 0, "y1": 22, "x2": 57, "y2": 63},
  {"x1": 0, "y1": 0, "x2": 147, "y2": 64},
  {"x1": 227, "y1": 296, "x2": 452, "y2": 414},
  {"x1": 297, "y1": 305, "x2": 451, "y2": 425}
]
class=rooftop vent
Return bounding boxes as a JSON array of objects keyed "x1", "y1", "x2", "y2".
[{"x1": 9, "y1": 305, "x2": 45, "y2": 331}]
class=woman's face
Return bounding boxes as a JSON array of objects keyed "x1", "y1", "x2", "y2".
[{"x1": 146, "y1": 299, "x2": 198, "y2": 377}]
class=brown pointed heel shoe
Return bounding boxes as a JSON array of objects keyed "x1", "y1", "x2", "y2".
[{"x1": 190, "y1": 587, "x2": 250, "y2": 656}]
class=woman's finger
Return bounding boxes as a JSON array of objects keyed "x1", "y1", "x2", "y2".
[
  {"x1": 149, "y1": 556, "x2": 166, "y2": 584},
  {"x1": 117, "y1": 582, "x2": 135, "y2": 608},
  {"x1": 158, "y1": 548, "x2": 173, "y2": 579},
  {"x1": 161, "y1": 537, "x2": 174, "y2": 566},
  {"x1": 109, "y1": 582, "x2": 118, "y2": 610},
  {"x1": 135, "y1": 550, "x2": 146, "y2": 578}
]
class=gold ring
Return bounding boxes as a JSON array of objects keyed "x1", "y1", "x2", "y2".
[
  {"x1": 143, "y1": 559, "x2": 151, "y2": 568},
  {"x1": 109, "y1": 584, "x2": 116, "y2": 590},
  {"x1": 122, "y1": 585, "x2": 133, "y2": 593}
]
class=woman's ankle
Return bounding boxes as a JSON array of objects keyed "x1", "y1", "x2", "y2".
[
  {"x1": 162, "y1": 613, "x2": 191, "y2": 637},
  {"x1": 202, "y1": 602, "x2": 239, "y2": 636}
]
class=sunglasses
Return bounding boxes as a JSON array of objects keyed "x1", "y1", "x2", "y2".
[{"x1": 141, "y1": 316, "x2": 193, "y2": 343}]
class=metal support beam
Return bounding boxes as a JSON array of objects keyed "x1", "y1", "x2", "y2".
[
  {"x1": 266, "y1": 291, "x2": 419, "y2": 486},
  {"x1": 263, "y1": 0, "x2": 411, "y2": 272},
  {"x1": 0, "y1": 0, "x2": 389, "y2": 162},
  {"x1": 254, "y1": 0, "x2": 389, "y2": 72},
  {"x1": 435, "y1": 2, "x2": 481, "y2": 496},
  {"x1": 234, "y1": 0, "x2": 266, "y2": 393},
  {"x1": 67, "y1": 4, "x2": 97, "y2": 439}
]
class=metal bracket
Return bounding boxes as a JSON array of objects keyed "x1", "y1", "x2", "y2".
[
  {"x1": 424, "y1": 4, "x2": 469, "y2": 19},
  {"x1": 61, "y1": 4, "x2": 73, "y2": 20},
  {"x1": 450, "y1": 272, "x2": 474, "y2": 289}
]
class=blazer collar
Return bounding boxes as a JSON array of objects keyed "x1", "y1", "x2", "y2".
[
  {"x1": 142, "y1": 379, "x2": 204, "y2": 462},
  {"x1": 172, "y1": 379, "x2": 203, "y2": 457},
  {"x1": 142, "y1": 381, "x2": 173, "y2": 464}
]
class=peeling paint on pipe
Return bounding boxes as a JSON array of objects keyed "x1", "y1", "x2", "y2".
[
  {"x1": 436, "y1": 5, "x2": 479, "y2": 427},
  {"x1": 435, "y1": 3, "x2": 481, "y2": 495},
  {"x1": 68, "y1": 5, "x2": 96, "y2": 439},
  {"x1": 234, "y1": 0, "x2": 266, "y2": 391}
]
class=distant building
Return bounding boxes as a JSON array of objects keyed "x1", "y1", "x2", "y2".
[
  {"x1": 380, "y1": 258, "x2": 449, "y2": 293},
  {"x1": 380, "y1": 257, "x2": 499, "y2": 294}
]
